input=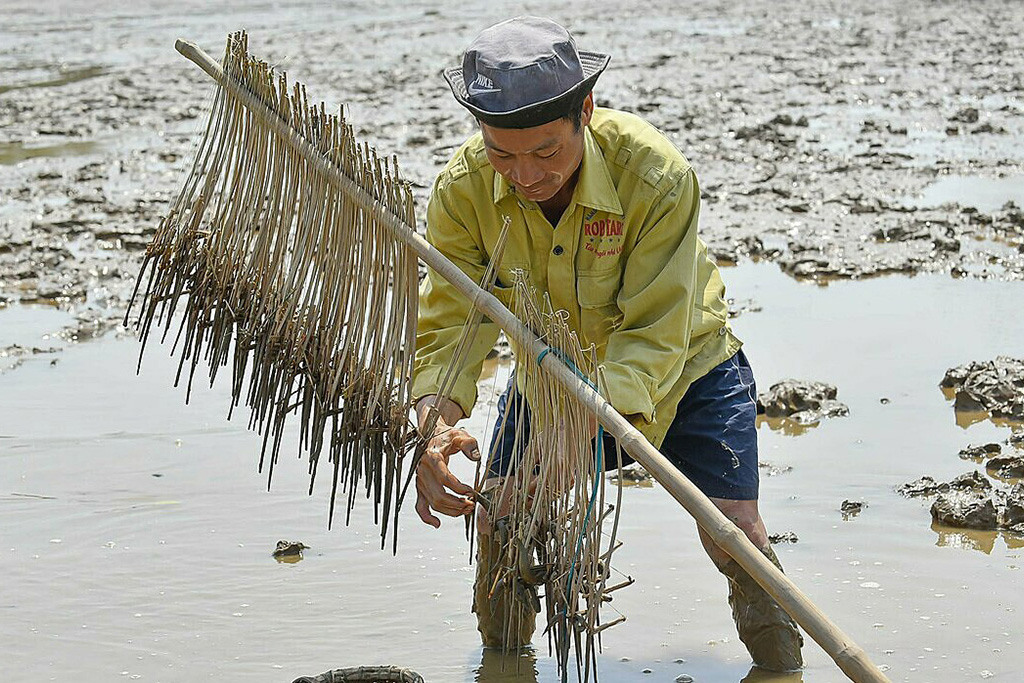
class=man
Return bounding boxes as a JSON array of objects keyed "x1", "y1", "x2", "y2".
[{"x1": 411, "y1": 16, "x2": 803, "y2": 673}]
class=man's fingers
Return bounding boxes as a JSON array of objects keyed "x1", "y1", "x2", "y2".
[
  {"x1": 415, "y1": 491, "x2": 441, "y2": 528},
  {"x1": 418, "y1": 468, "x2": 473, "y2": 517},
  {"x1": 422, "y1": 446, "x2": 475, "y2": 497},
  {"x1": 443, "y1": 431, "x2": 480, "y2": 462},
  {"x1": 442, "y1": 470, "x2": 474, "y2": 497},
  {"x1": 414, "y1": 429, "x2": 477, "y2": 520}
]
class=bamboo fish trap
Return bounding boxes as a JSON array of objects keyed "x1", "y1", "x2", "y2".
[
  {"x1": 480, "y1": 275, "x2": 631, "y2": 679},
  {"x1": 128, "y1": 32, "x2": 892, "y2": 683},
  {"x1": 129, "y1": 33, "x2": 418, "y2": 540}
]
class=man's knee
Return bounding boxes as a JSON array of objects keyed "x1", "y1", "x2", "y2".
[{"x1": 699, "y1": 498, "x2": 769, "y2": 566}]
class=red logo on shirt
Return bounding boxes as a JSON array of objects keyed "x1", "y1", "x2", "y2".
[
  {"x1": 583, "y1": 217, "x2": 624, "y2": 257},
  {"x1": 583, "y1": 218, "x2": 623, "y2": 237}
]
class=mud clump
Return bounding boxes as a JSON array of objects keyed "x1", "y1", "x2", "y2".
[
  {"x1": 986, "y1": 454, "x2": 1024, "y2": 479},
  {"x1": 1004, "y1": 484, "x2": 1024, "y2": 531},
  {"x1": 272, "y1": 540, "x2": 309, "y2": 558},
  {"x1": 949, "y1": 470, "x2": 992, "y2": 492},
  {"x1": 941, "y1": 357, "x2": 1024, "y2": 421},
  {"x1": 756, "y1": 380, "x2": 849, "y2": 424},
  {"x1": 608, "y1": 464, "x2": 654, "y2": 487},
  {"x1": 899, "y1": 476, "x2": 949, "y2": 498},
  {"x1": 949, "y1": 107, "x2": 980, "y2": 125},
  {"x1": 758, "y1": 461, "x2": 793, "y2": 477},
  {"x1": 930, "y1": 490, "x2": 998, "y2": 530},
  {"x1": 959, "y1": 443, "x2": 1002, "y2": 460},
  {"x1": 904, "y1": 465, "x2": 1024, "y2": 533},
  {"x1": 769, "y1": 531, "x2": 798, "y2": 544},
  {"x1": 841, "y1": 500, "x2": 866, "y2": 519}
]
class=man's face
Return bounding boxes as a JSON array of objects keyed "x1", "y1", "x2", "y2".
[{"x1": 479, "y1": 95, "x2": 594, "y2": 204}]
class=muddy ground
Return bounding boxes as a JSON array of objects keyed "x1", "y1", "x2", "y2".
[
  {"x1": 1, "y1": 0, "x2": 1023, "y2": 355},
  {"x1": 2, "y1": 2, "x2": 1024, "y2": 682}
]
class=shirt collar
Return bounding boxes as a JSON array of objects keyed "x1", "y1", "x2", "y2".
[{"x1": 492, "y1": 127, "x2": 623, "y2": 216}]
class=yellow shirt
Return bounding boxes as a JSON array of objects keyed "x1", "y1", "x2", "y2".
[{"x1": 412, "y1": 108, "x2": 741, "y2": 447}]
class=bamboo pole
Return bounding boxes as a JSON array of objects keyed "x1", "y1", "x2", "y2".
[{"x1": 173, "y1": 39, "x2": 890, "y2": 683}]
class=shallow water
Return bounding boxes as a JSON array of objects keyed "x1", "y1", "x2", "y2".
[
  {"x1": 3, "y1": 263, "x2": 1023, "y2": 683},
  {"x1": 914, "y1": 175, "x2": 1024, "y2": 213},
  {"x1": 0, "y1": 140, "x2": 101, "y2": 165}
]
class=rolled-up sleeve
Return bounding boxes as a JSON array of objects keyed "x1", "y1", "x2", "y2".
[
  {"x1": 411, "y1": 176, "x2": 500, "y2": 418},
  {"x1": 600, "y1": 169, "x2": 701, "y2": 423}
]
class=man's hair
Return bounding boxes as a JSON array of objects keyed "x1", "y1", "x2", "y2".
[
  {"x1": 477, "y1": 88, "x2": 592, "y2": 132},
  {"x1": 561, "y1": 87, "x2": 591, "y2": 132}
]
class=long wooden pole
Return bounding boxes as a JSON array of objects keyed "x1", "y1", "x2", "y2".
[{"x1": 173, "y1": 39, "x2": 890, "y2": 683}]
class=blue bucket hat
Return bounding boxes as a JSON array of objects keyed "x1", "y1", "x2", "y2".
[{"x1": 443, "y1": 16, "x2": 610, "y2": 129}]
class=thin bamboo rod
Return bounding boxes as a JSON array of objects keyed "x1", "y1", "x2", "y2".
[{"x1": 173, "y1": 39, "x2": 890, "y2": 683}]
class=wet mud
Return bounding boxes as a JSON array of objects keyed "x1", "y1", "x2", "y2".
[
  {"x1": 941, "y1": 356, "x2": 1024, "y2": 422},
  {"x1": 2, "y1": 0, "x2": 1024, "y2": 369},
  {"x1": 756, "y1": 379, "x2": 849, "y2": 427},
  {"x1": 3, "y1": 2, "x2": 1024, "y2": 682},
  {"x1": 901, "y1": 432, "x2": 1024, "y2": 534}
]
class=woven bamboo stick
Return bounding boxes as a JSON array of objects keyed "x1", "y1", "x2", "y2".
[{"x1": 170, "y1": 38, "x2": 889, "y2": 682}]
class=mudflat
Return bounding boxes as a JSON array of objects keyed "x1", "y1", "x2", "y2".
[{"x1": 2, "y1": 2, "x2": 1023, "y2": 682}]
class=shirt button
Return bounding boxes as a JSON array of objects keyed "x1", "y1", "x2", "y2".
[
  {"x1": 553, "y1": 245, "x2": 564, "y2": 255},
  {"x1": 719, "y1": 327, "x2": 727, "y2": 336}
]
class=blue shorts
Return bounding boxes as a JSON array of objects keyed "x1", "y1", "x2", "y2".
[{"x1": 486, "y1": 349, "x2": 760, "y2": 500}]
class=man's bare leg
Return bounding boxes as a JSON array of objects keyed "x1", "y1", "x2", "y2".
[
  {"x1": 473, "y1": 486, "x2": 537, "y2": 649},
  {"x1": 698, "y1": 498, "x2": 804, "y2": 673}
]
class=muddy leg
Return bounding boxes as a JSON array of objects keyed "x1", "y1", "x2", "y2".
[
  {"x1": 473, "y1": 502, "x2": 537, "y2": 649},
  {"x1": 698, "y1": 498, "x2": 804, "y2": 672}
]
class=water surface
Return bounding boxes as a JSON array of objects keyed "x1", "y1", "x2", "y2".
[{"x1": 3, "y1": 264, "x2": 1023, "y2": 682}]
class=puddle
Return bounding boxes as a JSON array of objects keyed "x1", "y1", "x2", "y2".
[
  {"x1": 0, "y1": 304, "x2": 71, "y2": 347},
  {"x1": 3, "y1": 262, "x2": 1024, "y2": 682},
  {"x1": 913, "y1": 175, "x2": 1024, "y2": 212},
  {"x1": 0, "y1": 140, "x2": 100, "y2": 165},
  {"x1": 0, "y1": 65, "x2": 108, "y2": 95}
]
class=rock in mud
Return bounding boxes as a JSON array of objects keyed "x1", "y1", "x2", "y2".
[
  {"x1": 898, "y1": 476, "x2": 949, "y2": 498},
  {"x1": 930, "y1": 490, "x2": 998, "y2": 530},
  {"x1": 949, "y1": 470, "x2": 992, "y2": 492},
  {"x1": 949, "y1": 107, "x2": 980, "y2": 124},
  {"x1": 986, "y1": 454, "x2": 1024, "y2": 479},
  {"x1": 609, "y1": 464, "x2": 654, "y2": 486},
  {"x1": 841, "y1": 500, "x2": 866, "y2": 518},
  {"x1": 769, "y1": 531, "x2": 799, "y2": 544},
  {"x1": 756, "y1": 380, "x2": 849, "y2": 423},
  {"x1": 1002, "y1": 483, "x2": 1024, "y2": 529},
  {"x1": 941, "y1": 357, "x2": 1024, "y2": 421},
  {"x1": 758, "y1": 461, "x2": 793, "y2": 477},
  {"x1": 727, "y1": 297, "x2": 763, "y2": 318},
  {"x1": 959, "y1": 443, "x2": 1002, "y2": 460},
  {"x1": 272, "y1": 540, "x2": 309, "y2": 557}
]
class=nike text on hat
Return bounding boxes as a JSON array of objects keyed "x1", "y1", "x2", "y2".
[{"x1": 444, "y1": 16, "x2": 610, "y2": 129}]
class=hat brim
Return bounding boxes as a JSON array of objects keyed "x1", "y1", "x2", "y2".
[{"x1": 444, "y1": 51, "x2": 610, "y2": 129}]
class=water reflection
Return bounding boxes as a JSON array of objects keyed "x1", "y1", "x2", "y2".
[
  {"x1": 953, "y1": 409, "x2": 991, "y2": 430},
  {"x1": 475, "y1": 648, "x2": 538, "y2": 683},
  {"x1": 932, "y1": 521, "x2": 1024, "y2": 554},
  {"x1": 756, "y1": 415, "x2": 815, "y2": 437},
  {"x1": 739, "y1": 666, "x2": 804, "y2": 683}
]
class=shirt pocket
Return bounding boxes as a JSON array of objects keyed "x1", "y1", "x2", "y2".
[{"x1": 577, "y1": 270, "x2": 623, "y2": 345}]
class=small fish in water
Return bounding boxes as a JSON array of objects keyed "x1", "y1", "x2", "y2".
[{"x1": 272, "y1": 540, "x2": 309, "y2": 558}]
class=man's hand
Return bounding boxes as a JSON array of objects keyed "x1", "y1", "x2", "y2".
[{"x1": 414, "y1": 396, "x2": 481, "y2": 528}]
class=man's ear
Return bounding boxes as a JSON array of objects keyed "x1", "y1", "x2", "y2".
[{"x1": 580, "y1": 93, "x2": 595, "y2": 128}]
